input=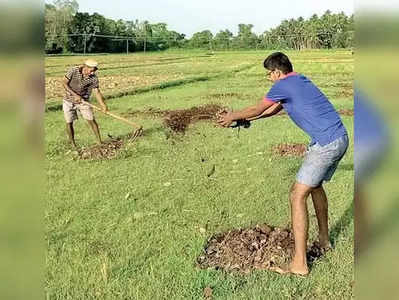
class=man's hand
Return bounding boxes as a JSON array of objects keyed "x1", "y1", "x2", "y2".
[
  {"x1": 217, "y1": 112, "x2": 235, "y2": 127},
  {"x1": 73, "y1": 95, "x2": 82, "y2": 104},
  {"x1": 101, "y1": 104, "x2": 108, "y2": 113}
]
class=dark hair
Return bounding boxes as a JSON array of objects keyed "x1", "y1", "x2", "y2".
[{"x1": 263, "y1": 52, "x2": 293, "y2": 74}]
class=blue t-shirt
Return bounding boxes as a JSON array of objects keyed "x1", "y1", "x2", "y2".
[{"x1": 266, "y1": 72, "x2": 347, "y2": 146}]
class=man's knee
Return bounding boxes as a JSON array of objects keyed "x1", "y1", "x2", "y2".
[{"x1": 290, "y1": 182, "x2": 312, "y2": 203}]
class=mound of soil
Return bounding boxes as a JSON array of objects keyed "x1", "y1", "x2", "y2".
[
  {"x1": 197, "y1": 224, "x2": 294, "y2": 274},
  {"x1": 164, "y1": 104, "x2": 225, "y2": 132},
  {"x1": 272, "y1": 143, "x2": 307, "y2": 157},
  {"x1": 197, "y1": 224, "x2": 328, "y2": 274},
  {"x1": 79, "y1": 138, "x2": 124, "y2": 160}
]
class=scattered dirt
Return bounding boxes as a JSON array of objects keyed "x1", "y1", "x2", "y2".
[
  {"x1": 206, "y1": 92, "x2": 248, "y2": 100},
  {"x1": 338, "y1": 109, "x2": 354, "y2": 116},
  {"x1": 197, "y1": 224, "x2": 328, "y2": 274},
  {"x1": 163, "y1": 104, "x2": 226, "y2": 133},
  {"x1": 123, "y1": 107, "x2": 169, "y2": 119},
  {"x1": 272, "y1": 143, "x2": 307, "y2": 157}
]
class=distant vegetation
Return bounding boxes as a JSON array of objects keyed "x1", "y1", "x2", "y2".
[{"x1": 45, "y1": 0, "x2": 354, "y2": 54}]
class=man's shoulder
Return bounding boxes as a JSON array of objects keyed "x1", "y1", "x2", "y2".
[
  {"x1": 278, "y1": 73, "x2": 308, "y2": 88},
  {"x1": 65, "y1": 66, "x2": 80, "y2": 77}
]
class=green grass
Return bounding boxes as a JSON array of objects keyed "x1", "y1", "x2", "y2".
[{"x1": 46, "y1": 50, "x2": 354, "y2": 299}]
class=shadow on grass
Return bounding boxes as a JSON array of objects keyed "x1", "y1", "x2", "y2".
[
  {"x1": 306, "y1": 200, "x2": 353, "y2": 270},
  {"x1": 330, "y1": 200, "x2": 354, "y2": 246}
]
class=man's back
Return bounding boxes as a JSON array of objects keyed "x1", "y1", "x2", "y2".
[{"x1": 266, "y1": 73, "x2": 347, "y2": 146}]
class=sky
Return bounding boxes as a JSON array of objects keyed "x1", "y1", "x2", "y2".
[{"x1": 47, "y1": 0, "x2": 354, "y2": 37}]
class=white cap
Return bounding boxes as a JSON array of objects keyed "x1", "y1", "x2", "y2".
[{"x1": 85, "y1": 59, "x2": 98, "y2": 68}]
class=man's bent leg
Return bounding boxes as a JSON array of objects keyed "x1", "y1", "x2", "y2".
[
  {"x1": 66, "y1": 122, "x2": 76, "y2": 148},
  {"x1": 87, "y1": 119, "x2": 102, "y2": 144},
  {"x1": 311, "y1": 185, "x2": 330, "y2": 248},
  {"x1": 289, "y1": 182, "x2": 313, "y2": 275}
]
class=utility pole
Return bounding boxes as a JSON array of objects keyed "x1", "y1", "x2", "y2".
[
  {"x1": 144, "y1": 28, "x2": 147, "y2": 53},
  {"x1": 144, "y1": 35, "x2": 146, "y2": 53},
  {"x1": 126, "y1": 39, "x2": 129, "y2": 55},
  {"x1": 83, "y1": 34, "x2": 87, "y2": 55}
]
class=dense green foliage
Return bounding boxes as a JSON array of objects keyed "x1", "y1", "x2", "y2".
[{"x1": 45, "y1": 1, "x2": 354, "y2": 53}]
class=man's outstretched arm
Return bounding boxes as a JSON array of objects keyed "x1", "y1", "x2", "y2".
[
  {"x1": 218, "y1": 98, "x2": 275, "y2": 127},
  {"x1": 247, "y1": 102, "x2": 283, "y2": 121}
]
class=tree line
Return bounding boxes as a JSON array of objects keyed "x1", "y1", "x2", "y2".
[{"x1": 45, "y1": 0, "x2": 354, "y2": 54}]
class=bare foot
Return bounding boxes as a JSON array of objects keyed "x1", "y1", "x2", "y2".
[
  {"x1": 316, "y1": 240, "x2": 333, "y2": 252},
  {"x1": 270, "y1": 262, "x2": 309, "y2": 276}
]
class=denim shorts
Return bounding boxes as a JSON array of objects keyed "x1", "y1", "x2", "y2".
[{"x1": 296, "y1": 135, "x2": 349, "y2": 187}]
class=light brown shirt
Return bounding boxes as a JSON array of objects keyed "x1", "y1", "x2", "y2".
[{"x1": 64, "y1": 66, "x2": 99, "y2": 102}]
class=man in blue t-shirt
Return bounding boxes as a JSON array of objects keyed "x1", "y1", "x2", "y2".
[{"x1": 218, "y1": 52, "x2": 348, "y2": 276}]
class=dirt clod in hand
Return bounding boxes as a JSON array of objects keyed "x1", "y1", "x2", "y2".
[
  {"x1": 197, "y1": 224, "x2": 295, "y2": 274},
  {"x1": 272, "y1": 143, "x2": 307, "y2": 157},
  {"x1": 197, "y1": 224, "x2": 329, "y2": 274},
  {"x1": 163, "y1": 104, "x2": 226, "y2": 133}
]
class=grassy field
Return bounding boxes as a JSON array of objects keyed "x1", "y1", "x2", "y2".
[{"x1": 45, "y1": 50, "x2": 354, "y2": 299}]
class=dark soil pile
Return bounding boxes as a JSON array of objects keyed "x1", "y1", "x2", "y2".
[
  {"x1": 197, "y1": 224, "x2": 295, "y2": 274},
  {"x1": 164, "y1": 104, "x2": 225, "y2": 132},
  {"x1": 272, "y1": 143, "x2": 307, "y2": 157},
  {"x1": 79, "y1": 138, "x2": 124, "y2": 160},
  {"x1": 197, "y1": 224, "x2": 328, "y2": 274}
]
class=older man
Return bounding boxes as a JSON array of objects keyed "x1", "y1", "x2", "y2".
[{"x1": 62, "y1": 59, "x2": 108, "y2": 147}]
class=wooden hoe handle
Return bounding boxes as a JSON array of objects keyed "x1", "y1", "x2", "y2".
[{"x1": 83, "y1": 101, "x2": 142, "y2": 129}]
